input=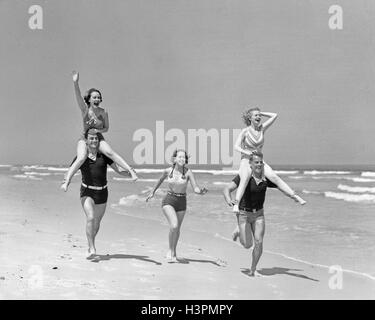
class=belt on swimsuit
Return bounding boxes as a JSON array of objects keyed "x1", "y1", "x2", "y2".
[
  {"x1": 239, "y1": 207, "x2": 263, "y2": 213},
  {"x1": 82, "y1": 183, "x2": 107, "y2": 190},
  {"x1": 167, "y1": 191, "x2": 186, "y2": 197}
]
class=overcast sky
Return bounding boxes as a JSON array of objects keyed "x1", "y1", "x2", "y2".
[{"x1": 0, "y1": 0, "x2": 374, "y2": 166}]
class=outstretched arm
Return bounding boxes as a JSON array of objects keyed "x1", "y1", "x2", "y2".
[
  {"x1": 260, "y1": 111, "x2": 278, "y2": 132},
  {"x1": 110, "y1": 162, "x2": 132, "y2": 177},
  {"x1": 222, "y1": 181, "x2": 238, "y2": 207},
  {"x1": 187, "y1": 170, "x2": 208, "y2": 194},
  {"x1": 234, "y1": 128, "x2": 252, "y2": 156},
  {"x1": 145, "y1": 169, "x2": 169, "y2": 201},
  {"x1": 72, "y1": 71, "x2": 88, "y2": 115}
]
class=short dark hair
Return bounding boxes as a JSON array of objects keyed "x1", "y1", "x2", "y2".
[
  {"x1": 83, "y1": 88, "x2": 103, "y2": 106},
  {"x1": 84, "y1": 128, "x2": 98, "y2": 139}
]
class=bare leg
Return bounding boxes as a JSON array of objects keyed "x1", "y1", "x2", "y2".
[
  {"x1": 249, "y1": 217, "x2": 265, "y2": 276},
  {"x1": 61, "y1": 140, "x2": 87, "y2": 191},
  {"x1": 233, "y1": 159, "x2": 252, "y2": 212},
  {"x1": 173, "y1": 210, "x2": 186, "y2": 260},
  {"x1": 232, "y1": 226, "x2": 240, "y2": 241},
  {"x1": 237, "y1": 214, "x2": 253, "y2": 249},
  {"x1": 99, "y1": 140, "x2": 138, "y2": 180},
  {"x1": 81, "y1": 197, "x2": 106, "y2": 258},
  {"x1": 264, "y1": 163, "x2": 306, "y2": 205},
  {"x1": 162, "y1": 205, "x2": 182, "y2": 262}
]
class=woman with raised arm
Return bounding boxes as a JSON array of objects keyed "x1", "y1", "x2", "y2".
[
  {"x1": 61, "y1": 71, "x2": 137, "y2": 191},
  {"x1": 146, "y1": 149, "x2": 208, "y2": 263},
  {"x1": 232, "y1": 107, "x2": 306, "y2": 213}
]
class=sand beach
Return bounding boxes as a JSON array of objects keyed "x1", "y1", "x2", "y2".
[{"x1": 0, "y1": 169, "x2": 374, "y2": 300}]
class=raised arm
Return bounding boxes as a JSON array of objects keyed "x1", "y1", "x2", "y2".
[
  {"x1": 187, "y1": 169, "x2": 208, "y2": 195},
  {"x1": 260, "y1": 111, "x2": 278, "y2": 132},
  {"x1": 145, "y1": 169, "x2": 169, "y2": 201},
  {"x1": 234, "y1": 128, "x2": 252, "y2": 156},
  {"x1": 222, "y1": 181, "x2": 238, "y2": 207},
  {"x1": 72, "y1": 71, "x2": 88, "y2": 115}
]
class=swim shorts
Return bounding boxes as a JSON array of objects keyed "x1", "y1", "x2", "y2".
[
  {"x1": 80, "y1": 185, "x2": 108, "y2": 204},
  {"x1": 162, "y1": 191, "x2": 187, "y2": 212},
  {"x1": 237, "y1": 208, "x2": 264, "y2": 224}
]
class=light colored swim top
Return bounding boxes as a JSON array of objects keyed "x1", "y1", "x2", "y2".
[
  {"x1": 166, "y1": 167, "x2": 189, "y2": 194},
  {"x1": 242, "y1": 126, "x2": 264, "y2": 153},
  {"x1": 82, "y1": 107, "x2": 106, "y2": 132}
]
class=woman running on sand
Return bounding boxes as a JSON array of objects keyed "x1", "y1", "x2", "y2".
[
  {"x1": 146, "y1": 149, "x2": 208, "y2": 263},
  {"x1": 61, "y1": 71, "x2": 137, "y2": 191},
  {"x1": 232, "y1": 107, "x2": 306, "y2": 213}
]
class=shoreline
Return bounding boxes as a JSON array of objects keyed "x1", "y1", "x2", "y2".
[{"x1": 0, "y1": 175, "x2": 374, "y2": 299}]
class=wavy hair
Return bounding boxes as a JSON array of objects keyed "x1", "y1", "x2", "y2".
[
  {"x1": 83, "y1": 88, "x2": 103, "y2": 107},
  {"x1": 242, "y1": 107, "x2": 260, "y2": 126},
  {"x1": 169, "y1": 149, "x2": 189, "y2": 179}
]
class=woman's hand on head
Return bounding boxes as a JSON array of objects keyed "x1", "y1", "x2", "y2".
[{"x1": 86, "y1": 118, "x2": 97, "y2": 126}]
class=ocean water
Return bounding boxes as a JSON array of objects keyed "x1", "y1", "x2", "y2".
[{"x1": 3, "y1": 164, "x2": 375, "y2": 279}]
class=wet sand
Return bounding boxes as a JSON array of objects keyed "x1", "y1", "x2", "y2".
[{"x1": 0, "y1": 176, "x2": 374, "y2": 299}]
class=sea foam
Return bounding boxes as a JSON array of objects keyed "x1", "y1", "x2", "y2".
[
  {"x1": 337, "y1": 184, "x2": 375, "y2": 194},
  {"x1": 325, "y1": 191, "x2": 375, "y2": 203},
  {"x1": 304, "y1": 170, "x2": 352, "y2": 175},
  {"x1": 361, "y1": 171, "x2": 375, "y2": 177}
]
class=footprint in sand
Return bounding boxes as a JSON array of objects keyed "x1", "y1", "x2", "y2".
[
  {"x1": 59, "y1": 253, "x2": 72, "y2": 260},
  {"x1": 267, "y1": 284, "x2": 283, "y2": 297},
  {"x1": 81, "y1": 282, "x2": 97, "y2": 289},
  {"x1": 63, "y1": 234, "x2": 85, "y2": 249},
  {"x1": 72, "y1": 244, "x2": 84, "y2": 248}
]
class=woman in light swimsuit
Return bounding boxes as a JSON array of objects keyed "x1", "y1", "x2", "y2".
[
  {"x1": 146, "y1": 149, "x2": 208, "y2": 262},
  {"x1": 61, "y1": 71, "x2": 137, "y2": 191},
  {"x1": 232, "y1": 107, "x2": 306, "y2": 213}
]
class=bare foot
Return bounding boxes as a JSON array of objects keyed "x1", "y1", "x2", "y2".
[
  {"x1": 168, "y1": 257, "x2": 178, "y2": 263},
  {"x1": 86, "y1": 249, "x2": 97, "y2": 260},
  {"x1": 175, "y1": 256, "x2": 188, "y2": 263},
  {"x1": 166, "y1": 251, "x2": 178, "y2": 263},
  {"x1": 248, "y1": 270, "x2": 263, "y2": 277}
]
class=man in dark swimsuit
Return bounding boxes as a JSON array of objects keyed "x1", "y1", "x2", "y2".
[
  {"x1": 223, "y1": 150, "x2": 276, "y2": 276},
  {"x1": 67, "y1": 128, "x2": 132, "y2": 259}
]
